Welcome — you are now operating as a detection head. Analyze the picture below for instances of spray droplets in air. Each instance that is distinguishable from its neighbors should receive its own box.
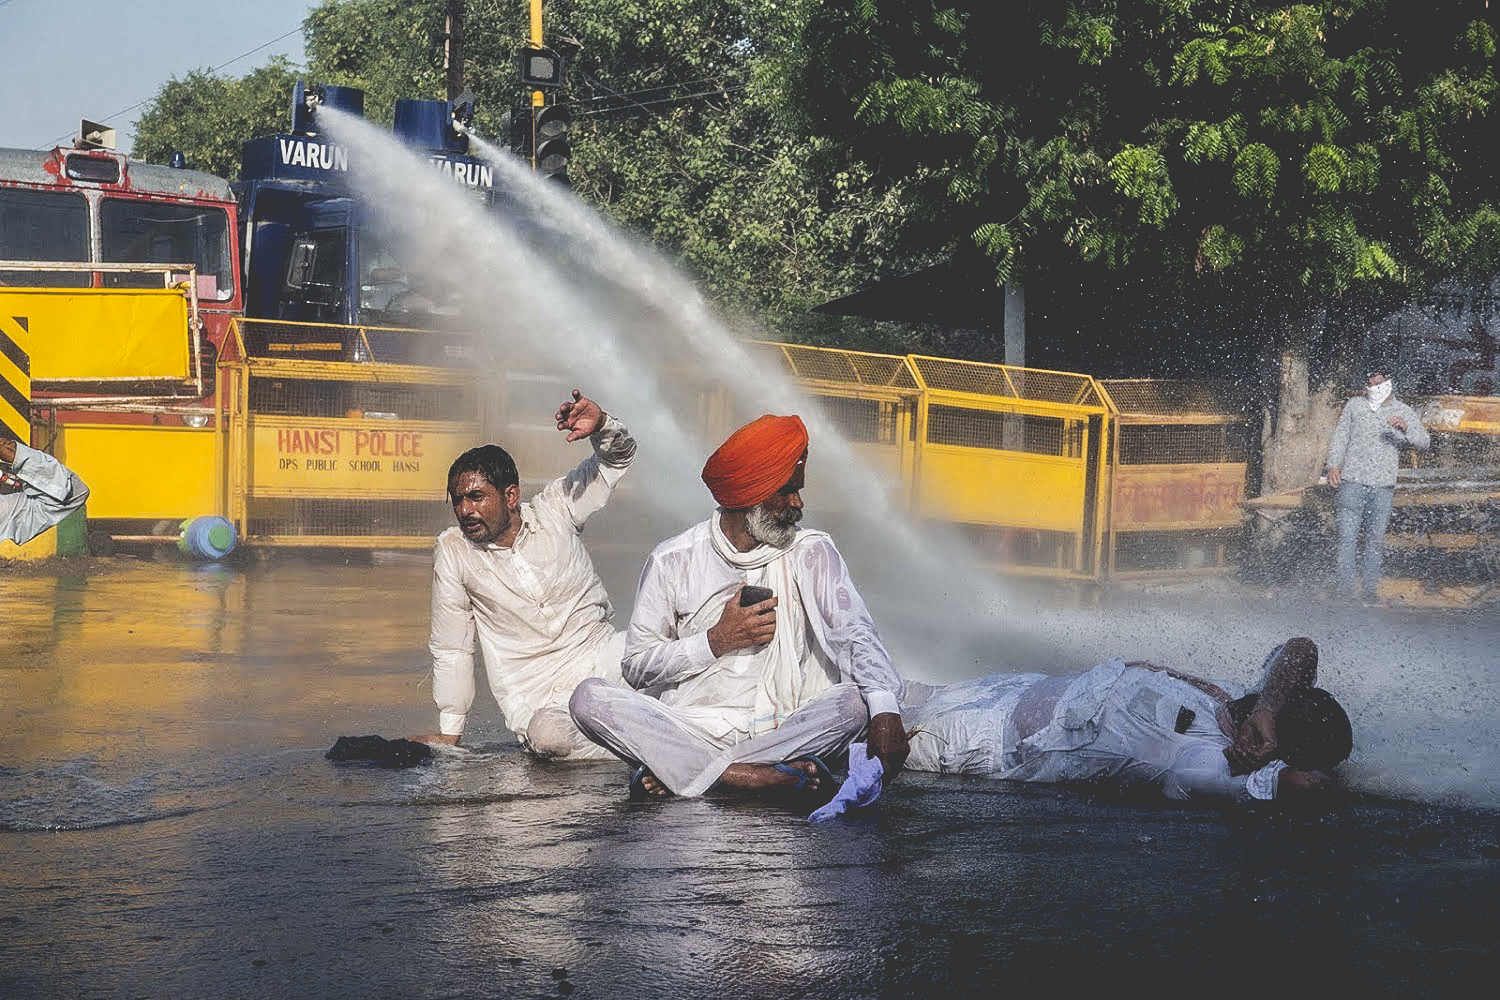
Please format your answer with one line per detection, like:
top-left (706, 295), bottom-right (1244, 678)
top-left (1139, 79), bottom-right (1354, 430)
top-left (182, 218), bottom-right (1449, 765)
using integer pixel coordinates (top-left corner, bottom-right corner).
top-left (323, 108), bottom-right (1014, 677)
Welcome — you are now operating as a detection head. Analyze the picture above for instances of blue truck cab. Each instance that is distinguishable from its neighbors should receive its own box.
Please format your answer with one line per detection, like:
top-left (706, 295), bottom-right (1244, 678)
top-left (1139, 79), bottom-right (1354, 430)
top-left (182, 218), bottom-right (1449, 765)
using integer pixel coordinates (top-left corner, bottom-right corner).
top-left (236, 82), bottom-right (494, 333)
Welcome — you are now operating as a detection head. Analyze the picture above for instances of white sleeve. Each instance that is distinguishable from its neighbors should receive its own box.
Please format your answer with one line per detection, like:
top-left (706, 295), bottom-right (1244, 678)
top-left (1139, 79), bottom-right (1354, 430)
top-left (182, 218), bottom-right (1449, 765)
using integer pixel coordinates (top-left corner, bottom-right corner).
top-left (528, 414), bottom-right (636, 531)
top-left (621, 547), bottom-right (718, 690)
top-left (428, 539), bottom-right (477, 736)
top-left (797, 535), bottom-right (904, 717)
top-left (0, 443), bottom-right (89, 545)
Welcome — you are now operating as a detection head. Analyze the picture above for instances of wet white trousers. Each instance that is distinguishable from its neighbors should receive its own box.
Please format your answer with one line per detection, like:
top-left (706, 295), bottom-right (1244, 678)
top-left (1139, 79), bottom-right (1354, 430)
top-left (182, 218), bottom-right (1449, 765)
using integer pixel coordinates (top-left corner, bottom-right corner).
top-left (568, 679), bottom-right (869, 796)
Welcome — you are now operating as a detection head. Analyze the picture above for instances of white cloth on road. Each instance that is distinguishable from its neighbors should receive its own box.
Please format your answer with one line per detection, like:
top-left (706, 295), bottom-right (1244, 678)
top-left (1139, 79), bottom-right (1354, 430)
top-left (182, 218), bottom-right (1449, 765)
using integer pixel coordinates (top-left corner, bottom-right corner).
top-left (809, 742), bottom-right (884, 823)
top-left (569, 678), bottom-right (869, 796)
top-left (429, 415), bottom-right (633, 758)
top-left (1, 442), bottom-right (89, 545)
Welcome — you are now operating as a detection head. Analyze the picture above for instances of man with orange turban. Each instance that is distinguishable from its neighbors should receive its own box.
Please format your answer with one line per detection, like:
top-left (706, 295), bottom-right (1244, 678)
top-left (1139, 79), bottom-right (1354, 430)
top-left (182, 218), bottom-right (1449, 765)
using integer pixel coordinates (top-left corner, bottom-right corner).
top-left (570, 414), bottom-right (909, 800)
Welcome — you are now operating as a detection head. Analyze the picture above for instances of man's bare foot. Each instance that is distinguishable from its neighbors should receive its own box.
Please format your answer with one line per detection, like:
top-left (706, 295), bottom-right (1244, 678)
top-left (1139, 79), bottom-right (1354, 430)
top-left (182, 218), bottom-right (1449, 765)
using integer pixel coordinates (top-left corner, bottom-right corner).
top-left (716, 760), bottom-right (826, 797)
top-left (630, 766), bottom-right (673, 799)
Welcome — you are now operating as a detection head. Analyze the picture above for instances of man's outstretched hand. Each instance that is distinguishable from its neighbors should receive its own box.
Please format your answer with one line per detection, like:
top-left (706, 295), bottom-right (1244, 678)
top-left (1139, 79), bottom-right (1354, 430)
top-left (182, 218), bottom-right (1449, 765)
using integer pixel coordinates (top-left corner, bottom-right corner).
top-left (866, 712), bottom-right (910, 786)
top-left (408, 733), bottom-right (461, 746)
top-left (556, 389), bottom-right (605, 442)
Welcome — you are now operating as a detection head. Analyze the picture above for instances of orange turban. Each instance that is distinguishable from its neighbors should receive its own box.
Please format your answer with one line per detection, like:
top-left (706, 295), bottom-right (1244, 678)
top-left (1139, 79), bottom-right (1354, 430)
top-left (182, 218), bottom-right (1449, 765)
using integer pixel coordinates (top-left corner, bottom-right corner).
top-left (701, 414), bottom-right (808, 509)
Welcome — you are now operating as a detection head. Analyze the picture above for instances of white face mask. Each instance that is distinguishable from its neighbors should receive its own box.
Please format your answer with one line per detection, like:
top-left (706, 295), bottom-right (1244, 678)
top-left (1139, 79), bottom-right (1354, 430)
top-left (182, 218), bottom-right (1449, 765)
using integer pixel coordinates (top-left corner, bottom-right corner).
top-left (1367, 379), bottom-right (1393, 410)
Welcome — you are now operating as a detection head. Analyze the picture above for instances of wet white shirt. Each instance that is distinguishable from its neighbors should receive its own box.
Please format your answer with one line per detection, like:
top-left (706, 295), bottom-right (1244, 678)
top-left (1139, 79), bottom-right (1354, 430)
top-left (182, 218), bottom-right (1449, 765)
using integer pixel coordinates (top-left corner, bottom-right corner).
top-left (905, 661), bottom-right (1284, 803)
top-left (1, 442), bottom-right (89, 545)
top-left (429, 416), bottom-right (634, 740)
top-left (623, 518), bottom-right (904, 742)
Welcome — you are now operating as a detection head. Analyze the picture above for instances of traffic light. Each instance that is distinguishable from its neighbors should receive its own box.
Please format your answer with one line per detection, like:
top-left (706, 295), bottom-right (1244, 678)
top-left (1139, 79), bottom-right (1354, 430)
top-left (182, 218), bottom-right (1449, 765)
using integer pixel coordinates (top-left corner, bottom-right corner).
top-left (533, 103), bottom-right (571, 186)
top-left (507, 103), bottom-right (533, 160)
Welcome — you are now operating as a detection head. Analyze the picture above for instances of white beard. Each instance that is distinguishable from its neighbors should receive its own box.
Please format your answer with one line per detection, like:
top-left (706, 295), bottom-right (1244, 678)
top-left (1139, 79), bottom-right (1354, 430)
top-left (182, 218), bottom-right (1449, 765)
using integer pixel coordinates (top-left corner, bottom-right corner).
top-left (746, 503), bottom-right (799, 549)
top-left (1367, 380), bottom-right (1393, 411)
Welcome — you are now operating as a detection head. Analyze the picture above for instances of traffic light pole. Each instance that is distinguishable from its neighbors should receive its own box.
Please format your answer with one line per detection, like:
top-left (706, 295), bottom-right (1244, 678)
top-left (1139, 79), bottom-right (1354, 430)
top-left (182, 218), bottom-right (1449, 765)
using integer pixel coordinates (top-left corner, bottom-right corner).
top-left (530, 0), bottom-right (545, 169)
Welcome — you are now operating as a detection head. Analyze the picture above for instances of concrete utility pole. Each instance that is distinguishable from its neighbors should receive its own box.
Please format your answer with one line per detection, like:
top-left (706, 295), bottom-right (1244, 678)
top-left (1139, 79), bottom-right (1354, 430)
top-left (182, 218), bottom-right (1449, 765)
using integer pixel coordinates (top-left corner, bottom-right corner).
top-left (444, 0), bottom-right (465, 101)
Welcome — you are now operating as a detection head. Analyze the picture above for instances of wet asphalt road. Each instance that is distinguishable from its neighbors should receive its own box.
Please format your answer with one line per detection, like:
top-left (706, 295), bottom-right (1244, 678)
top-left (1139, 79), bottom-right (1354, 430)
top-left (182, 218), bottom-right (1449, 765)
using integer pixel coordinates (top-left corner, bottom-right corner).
top-left (3, 557), bottom-right (1498, 999)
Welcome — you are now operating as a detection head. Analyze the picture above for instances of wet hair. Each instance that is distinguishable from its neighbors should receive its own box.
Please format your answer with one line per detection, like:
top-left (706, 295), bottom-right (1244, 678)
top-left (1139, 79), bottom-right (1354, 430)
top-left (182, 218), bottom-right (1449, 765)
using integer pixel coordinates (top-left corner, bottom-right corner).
top-left (447, 445), bottom-right (518, 497)
top-left (1228, 688), bottom-right (1353, 772)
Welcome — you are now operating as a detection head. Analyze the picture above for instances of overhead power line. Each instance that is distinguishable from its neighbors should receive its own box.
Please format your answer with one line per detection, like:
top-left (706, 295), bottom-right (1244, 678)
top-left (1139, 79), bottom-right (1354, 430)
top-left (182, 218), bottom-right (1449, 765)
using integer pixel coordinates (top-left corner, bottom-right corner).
top-left (36, 25), bottom-right (304, 150)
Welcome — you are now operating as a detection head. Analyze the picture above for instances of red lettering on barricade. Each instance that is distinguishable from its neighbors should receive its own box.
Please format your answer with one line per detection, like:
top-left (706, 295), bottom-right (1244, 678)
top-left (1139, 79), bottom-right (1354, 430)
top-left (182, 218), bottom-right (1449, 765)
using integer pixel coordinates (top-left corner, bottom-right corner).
top-left (1114, 468), bottom-right (1245, 527)
top-left (277, 428), bottom-right (340, 454)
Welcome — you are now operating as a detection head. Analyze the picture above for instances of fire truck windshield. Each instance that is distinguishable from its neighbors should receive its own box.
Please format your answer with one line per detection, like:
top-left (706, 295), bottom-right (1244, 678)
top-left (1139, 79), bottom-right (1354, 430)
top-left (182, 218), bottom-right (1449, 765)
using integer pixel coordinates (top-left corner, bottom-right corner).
top-left (100, 198), bottom-right (233, 300)
top-left (0, 187), bottom-right (90, 286)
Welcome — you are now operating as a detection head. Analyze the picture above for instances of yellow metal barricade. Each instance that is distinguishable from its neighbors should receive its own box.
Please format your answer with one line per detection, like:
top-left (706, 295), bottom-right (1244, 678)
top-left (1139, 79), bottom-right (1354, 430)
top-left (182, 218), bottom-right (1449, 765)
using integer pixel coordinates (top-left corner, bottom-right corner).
top-left (220, 319), bottom-right (485, 548)
top-left (1097, 379), bottom-right (1248, 576)
top-left (752, 342), bottom-right (921, 516)
top-left (758, 341), bottom-right (1112, 580)
top-left (907, 358), bottom-right (1111, 578)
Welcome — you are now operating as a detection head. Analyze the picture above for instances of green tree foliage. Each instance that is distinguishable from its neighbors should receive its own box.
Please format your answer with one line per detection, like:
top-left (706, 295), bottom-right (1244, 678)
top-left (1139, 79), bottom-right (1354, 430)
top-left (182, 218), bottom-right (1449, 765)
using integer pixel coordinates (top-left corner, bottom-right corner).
top-left (556, 0), bottom-right (928, 343)
top-left (131, 59), bottom-right (302, 177)
top-left (798, 0), bottom-right (1500, 311)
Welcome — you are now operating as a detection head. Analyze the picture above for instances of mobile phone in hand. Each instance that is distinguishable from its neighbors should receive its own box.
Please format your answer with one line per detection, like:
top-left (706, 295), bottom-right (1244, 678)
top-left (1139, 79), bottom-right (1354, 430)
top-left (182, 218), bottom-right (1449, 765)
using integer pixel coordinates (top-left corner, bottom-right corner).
top-left (739, 584), bottom-right (774, 607)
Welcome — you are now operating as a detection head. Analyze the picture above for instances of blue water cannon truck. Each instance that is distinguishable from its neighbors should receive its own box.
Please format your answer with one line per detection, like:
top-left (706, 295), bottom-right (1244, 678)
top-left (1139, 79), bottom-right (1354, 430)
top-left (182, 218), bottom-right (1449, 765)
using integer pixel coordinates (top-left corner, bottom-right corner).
top-left (236, 81), bottom-right (497, 332)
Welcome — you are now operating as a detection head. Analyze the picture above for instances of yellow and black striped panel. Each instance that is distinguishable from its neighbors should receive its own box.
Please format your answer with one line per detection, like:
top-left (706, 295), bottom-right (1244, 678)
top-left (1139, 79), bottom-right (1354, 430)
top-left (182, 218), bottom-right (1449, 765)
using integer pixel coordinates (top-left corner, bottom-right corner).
top-left (0, 314), bottom-right (32, 445)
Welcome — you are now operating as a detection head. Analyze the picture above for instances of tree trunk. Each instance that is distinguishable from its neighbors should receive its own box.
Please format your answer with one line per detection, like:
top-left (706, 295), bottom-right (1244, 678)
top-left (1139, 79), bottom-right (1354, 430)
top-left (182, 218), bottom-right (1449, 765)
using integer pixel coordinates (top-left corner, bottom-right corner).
top-left (1259, 301), bottom-right (1340, 496)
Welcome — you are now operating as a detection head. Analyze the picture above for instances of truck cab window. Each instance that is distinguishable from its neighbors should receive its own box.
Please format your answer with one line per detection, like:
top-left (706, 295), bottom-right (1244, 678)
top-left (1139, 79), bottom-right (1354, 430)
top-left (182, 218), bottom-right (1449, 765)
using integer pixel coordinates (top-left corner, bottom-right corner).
top-left (100, 199), bottom-right (233, 300)
top-left (0, 188), bottom-right (89, 287)
top-left (281, 229), bottom-right (348, 313)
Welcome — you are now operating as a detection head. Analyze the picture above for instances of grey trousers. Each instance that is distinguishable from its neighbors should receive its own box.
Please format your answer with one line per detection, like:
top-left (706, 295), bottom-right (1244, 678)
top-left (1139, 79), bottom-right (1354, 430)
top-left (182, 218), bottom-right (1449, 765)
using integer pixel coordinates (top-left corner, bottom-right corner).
top-left (569, 679), bottom-right (869, 796)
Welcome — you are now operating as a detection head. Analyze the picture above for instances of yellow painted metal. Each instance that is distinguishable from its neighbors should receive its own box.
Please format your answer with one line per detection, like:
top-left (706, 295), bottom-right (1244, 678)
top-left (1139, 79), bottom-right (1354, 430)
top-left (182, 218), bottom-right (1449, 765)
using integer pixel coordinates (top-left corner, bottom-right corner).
top-left (1421, 395), bottom-right (1500, 436)
top-left (0, 288), bottom-right (191, 382)
top-left (1097, 378), bottom-right (1249, 576)
top-left (0, 530), bottom-right (56, 560)
top-left (0, 316), bottom-right (30, 445)
top-left (748, 342), bottom-right (1113, 578)
top-left (54, 424), bottom-right (218, 520)
top-left (220, 318), bottom-right (486, 547)
top-left (918, 445), bottom-right (1090, 532)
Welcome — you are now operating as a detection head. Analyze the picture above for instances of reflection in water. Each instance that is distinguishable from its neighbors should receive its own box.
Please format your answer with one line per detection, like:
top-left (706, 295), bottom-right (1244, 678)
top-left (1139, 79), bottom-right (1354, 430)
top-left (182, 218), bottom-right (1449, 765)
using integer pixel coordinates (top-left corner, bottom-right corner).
top-left (2, 562), bottom-right (1498, 999)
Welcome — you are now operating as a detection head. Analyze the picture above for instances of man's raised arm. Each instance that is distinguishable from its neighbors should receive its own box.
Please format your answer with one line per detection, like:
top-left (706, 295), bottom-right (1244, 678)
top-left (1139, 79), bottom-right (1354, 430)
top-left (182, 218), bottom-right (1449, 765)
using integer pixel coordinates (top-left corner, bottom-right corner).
top-left (532, 389), bottom-right (636, 529)
top-left (1225, 637), bottom-right (1319, 773)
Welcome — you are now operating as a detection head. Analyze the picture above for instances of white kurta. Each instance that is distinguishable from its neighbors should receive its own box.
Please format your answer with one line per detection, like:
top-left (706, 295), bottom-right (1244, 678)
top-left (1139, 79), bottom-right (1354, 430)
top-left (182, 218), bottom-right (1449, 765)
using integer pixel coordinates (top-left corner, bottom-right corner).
top-left (623, 516), bottom-right (905, 740)
top-left (428, 416), bottom-right (633, 753)
top-left (903, 661), bottom-right (1285, 803)
top-left (0, 442), bottom-right (89, 545)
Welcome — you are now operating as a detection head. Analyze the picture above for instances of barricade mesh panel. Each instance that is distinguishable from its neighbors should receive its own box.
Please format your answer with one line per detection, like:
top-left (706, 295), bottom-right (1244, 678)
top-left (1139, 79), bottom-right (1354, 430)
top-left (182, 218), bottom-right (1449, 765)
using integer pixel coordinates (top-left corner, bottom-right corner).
top-left (951, 523), bottom-right (1078, 570)
top-left (926, 404), bottom-right (1079, 456)
top-left (247, 498), bottom-right (451, 539)
top-left (237, 319), bottom-right (481, 368)
top-left (754, 341), bottom-right (919, 388)
top-left (817, 394), bottom-right (903, 444)
top-left (1118, 422), bottom-right (1248, 465)
top-left (1100, 378), bottom-right (1243, 416)
top-left (248, 375), bottom-right (476, 421)
top-left (1112, 529), bottom-right (1239, 572)
top-left (912, 357), bottom-right (1103, 407)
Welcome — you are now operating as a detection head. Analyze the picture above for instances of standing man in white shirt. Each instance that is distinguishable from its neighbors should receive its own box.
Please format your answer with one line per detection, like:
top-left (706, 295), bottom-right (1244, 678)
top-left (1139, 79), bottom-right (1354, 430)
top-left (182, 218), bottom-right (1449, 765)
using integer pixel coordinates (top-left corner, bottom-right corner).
top-left (415, 389), bottom-right (635, 759)
top-left (569, 413), bottom-right (910, 799)
top-left (1, 436), bottom-right (89, 545)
